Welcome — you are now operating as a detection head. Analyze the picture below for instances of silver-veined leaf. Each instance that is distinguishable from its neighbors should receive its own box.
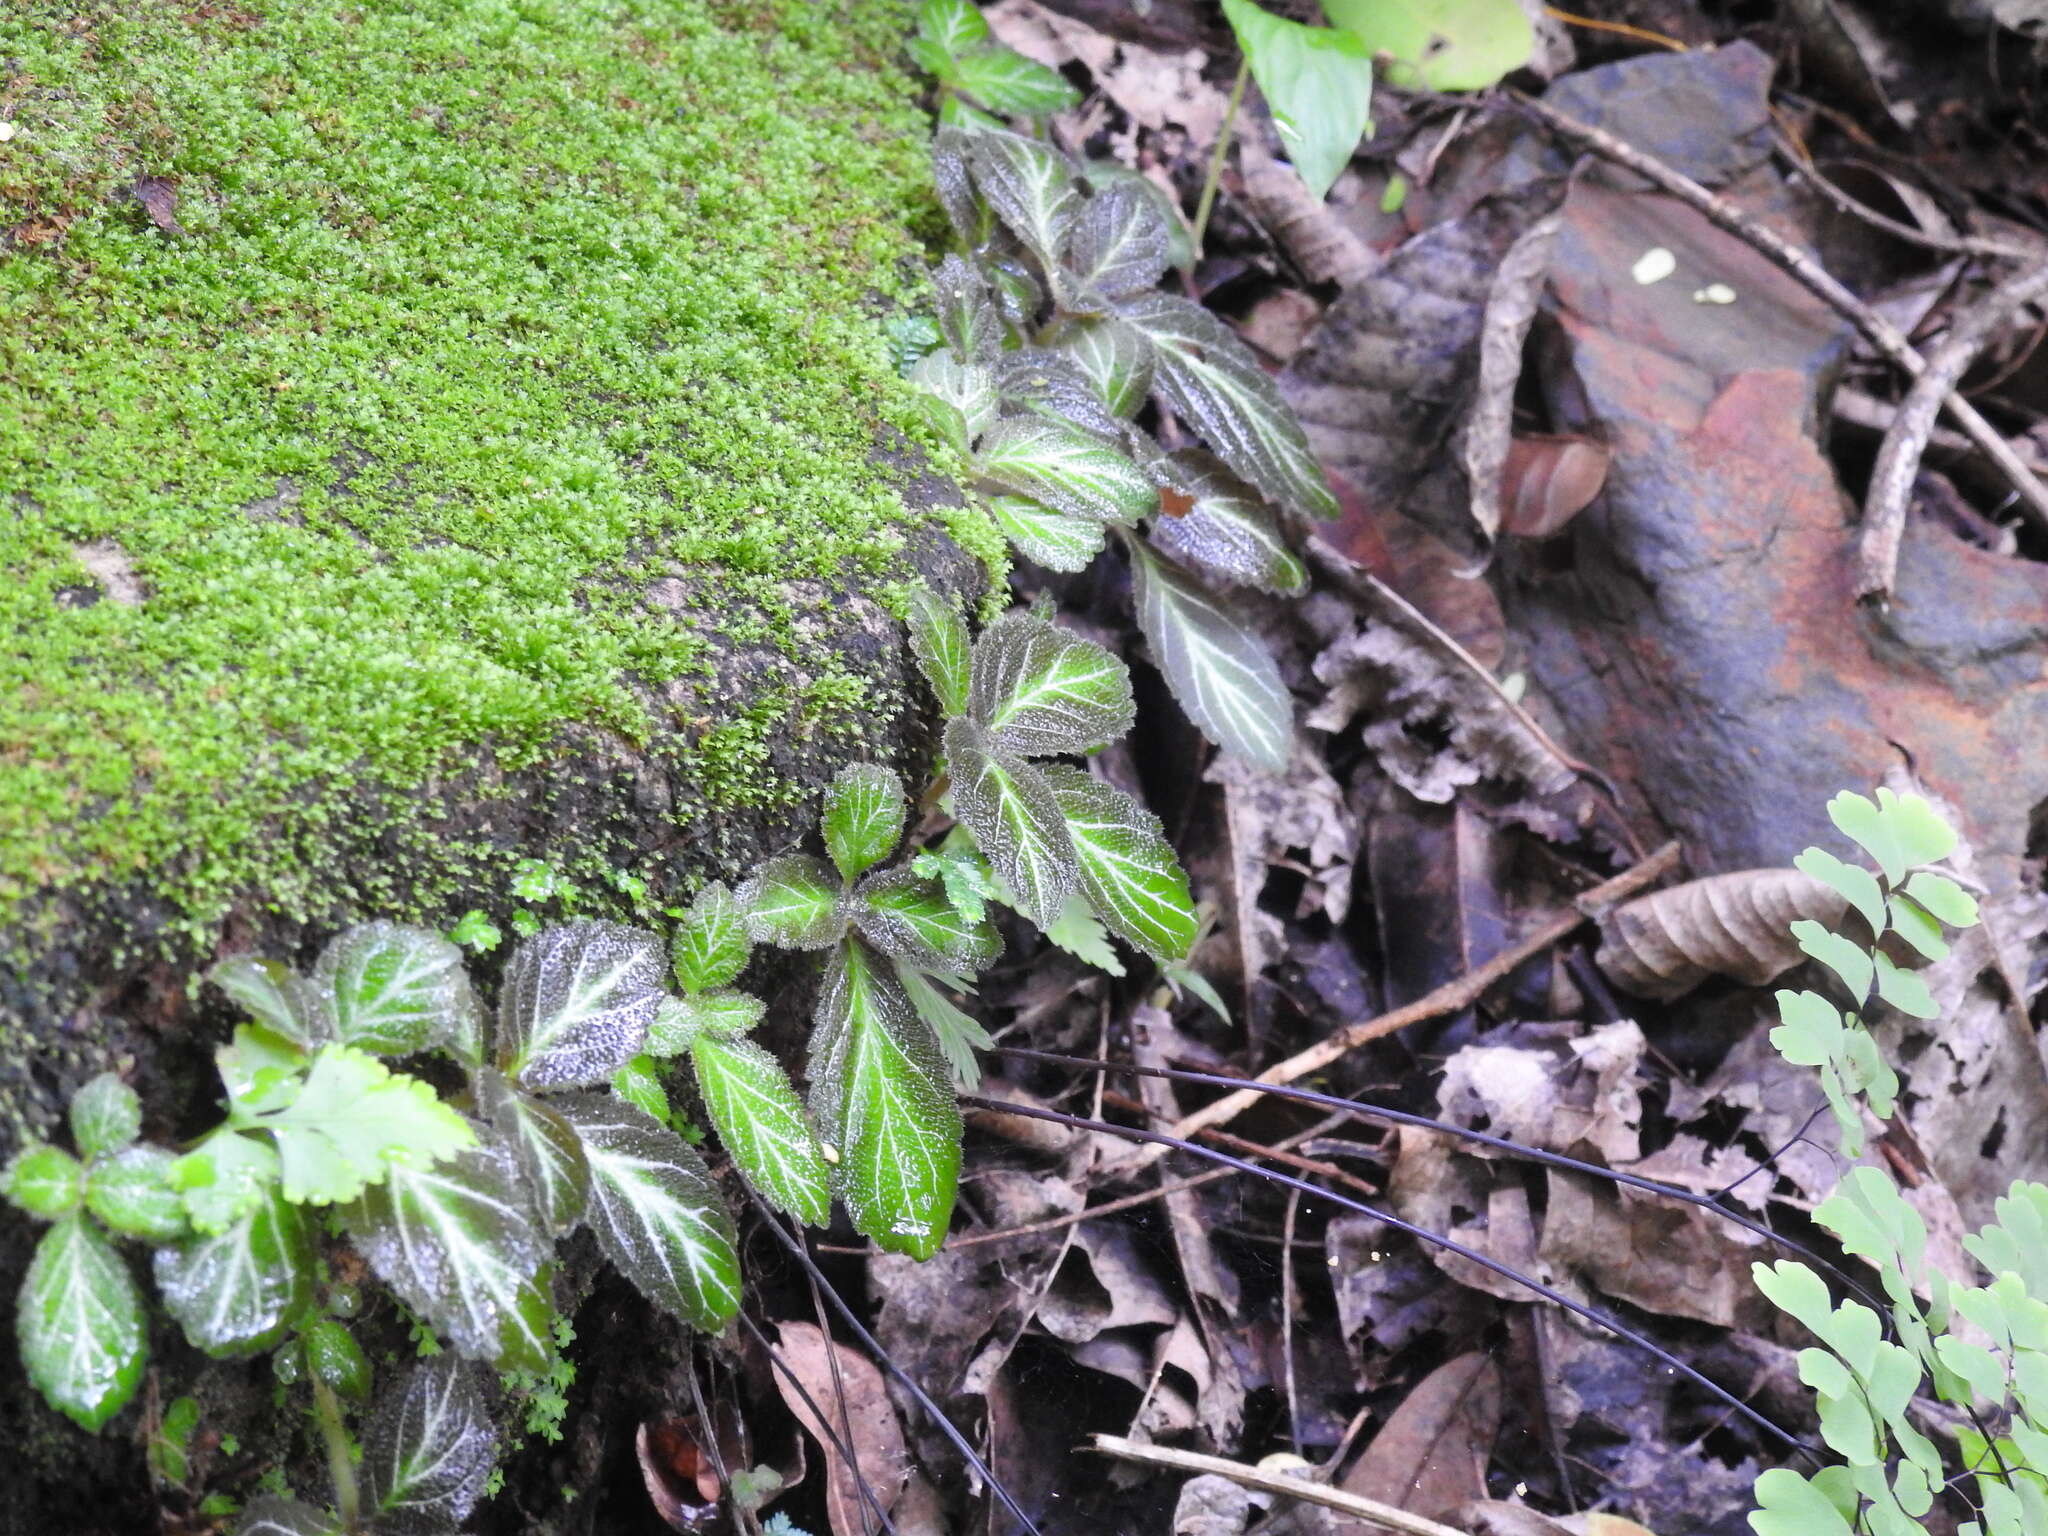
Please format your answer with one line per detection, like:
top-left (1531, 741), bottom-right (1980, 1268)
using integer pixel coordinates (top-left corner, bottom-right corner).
top-left (896, 964), bottom-right (993, 1088)
top-left (852, 867), bottom-right (1002, 972)
top-left (154, 1185), bottom-right (312, 1357)
top-left (986, 250), bottom-right (1046, 328)
top-left (232, 1499), bottom-right (342, 1536)
top-left (208, 956), bottom-right (323, 1048)
top-left (86, 1145), bottom-right (188, 1242)
top-left (1117, 289), bottom-right (1338, 519)
top-left (907, 585), bottom-right (972, 718)
top-left (1053, 316), bottom-right (1155, 417)
top-left (807, 939), bottom-right (961, 1260)
top-left (932, 252), bottom-right (1003, 365)
top-left (1131, 542), bottom-right (1293, 770)
top-left (68, 1073), bottom-right (141, 1160)
top-left (19, 1213), bottom-right (147, 1430)
top-left (918, 0), bottom-right (989, 53)
top-left (994, 349), bottom-right (1126, 442)
top-left (930, 128), bottom-right (991, 249)
top-left (251, 1045), bottom-right (476, 1207)
top-left (977, 416), bottom-right (1154, 525)
top-left (822, 762), bottom-right (908, 882)
top-left (738, 855), bottom-right (845, 950)
top-left (962, 127), bottom-right (1081, 273)
top-left (5, 1143), bottom-right (81, 1218)
top-left (341, 1129), bottom-right (553, 1373)
top-left (477, 1069), bottom-right (589, 1236)
top-left (497, 921), bottom-right (665, 1090)
top-left (1220, 0), bottom-right (1375, 200)
top-left (1040, 764), bottom-right (1198, 962)
top-left (942, 717), bottom-right (1077, 929)
top-left (1065, 180), bottom-right (1171, 303)
top-left (311, 922), bottom-right (471, 1058)
top-left (1150, 452), bottom-right (1307, 594)
top-left (910, 352), bottom-right (997, 447)
top-left (555, 1095), bottom-right (742, 1332)
top-left (968, 612), bottom-right (1134, 757)
top-left (671, 881), bottom-right (750, 995)
top-left (648, 990), bottom-right (765, 1056)
top-left (690, 1034), bottom-right (832, 1227)
top-left (612, 1053), bottom-right (671, 1124)
top-left (987, 492), bottom-right (1107, 572)
top-left (363, 1357), bottom-right (497, 1535)
top-left (954, 44), bottom-right (1082, 117)
top-left (1083, 158), bottom-right (1194, 269)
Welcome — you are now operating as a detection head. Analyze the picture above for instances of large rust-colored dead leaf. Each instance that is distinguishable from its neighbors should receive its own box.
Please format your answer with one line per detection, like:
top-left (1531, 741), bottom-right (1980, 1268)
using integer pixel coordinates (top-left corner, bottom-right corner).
top-left (771, 1322), bottom-right (909, 1536)
top-left (1538, 1169), bottom-right (1769, 1329)
top-left (1594, 867), bottom-right (1844, 999)
top-left (1334, 1352), bottom-right (1502, 1525)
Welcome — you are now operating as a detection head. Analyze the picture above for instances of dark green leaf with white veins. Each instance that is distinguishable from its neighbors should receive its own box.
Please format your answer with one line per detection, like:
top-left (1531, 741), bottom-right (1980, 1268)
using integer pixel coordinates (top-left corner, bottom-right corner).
top-left (1053, 317), bottom-right (1155, 418)
top-left (930, 128), bottom-right (991, 249)
top-left (853, 867), bottom-right (1002, 972)
top-left (1117, 289), bottom-right (1338, 519)
top-left (968, 612), bottom-right (1135, 757)
top-left (943, 717), bottom-right (1078, 929)
top-left (807, 939), bottom-right (962, 1260)
top-left (153, 1185), bottom-right (312, 1357)
top-left (86, 1145), bottom-right (188, 1242)
top-left (477, 1068), bottom-right (589, 1236)
top-left (962, 128), bottom-right (1082, 274)
top-left (690, 1033), bottom-right (832, 1227)
top-left (498, 921), bottom-right (665, 1090)
top-left (555, 1095), bottom-right (742, 1332)
top-left (987, 492), bottom-right (1107, 573)
top-left (19, 1213), bottom-right (148, 1430)
top-left (994, 349), bottom-right (1126, 443)
top-left (932, 253), bottom-right (1002, 365)
top-left (738, 855), bottom-right (845, 950)
top-left (1064, 180), bottom-right (1172, 303)
top-left (1040, 765), bottom-right (1198, 962)
top-left (823, 762), bottom-right (908, 882)
top-left (363, 1357), bottom-right (497, 1536)
top-left (954, 44), bottom-right (1082, 117)
top-left (907, 585), bottom-right (972, 718)
top-left (232, 1499), bottom-right (341, 1536)
top-left (69, 1073), bottom-right (141, 1160)
top-left (1132, 542), bottom-right (1293, 770)
top-left (671, 881), bottom-right (750, 995)
top-left (342, 1129), bottom-right (554, 1372)
top-left (648, 990), bottom-right (765, 1055)
top-left (978, 417), bottom-right (1155, 526)
top-left (209, 955), bottom-right (323, 1048)
top-left (910, 352), bottom-right (997, 446)
top-left (311, 921), bottom-right (471, 1058)
top-left (918, 0), bottom-right (989, 54)
top-left (1149, 452), bottom-right (1307, 594)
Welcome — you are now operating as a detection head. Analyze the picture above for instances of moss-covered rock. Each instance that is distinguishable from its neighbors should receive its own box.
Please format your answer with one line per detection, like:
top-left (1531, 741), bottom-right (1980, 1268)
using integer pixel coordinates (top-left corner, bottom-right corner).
top-left (0, 0), bottom-right (987, 1523)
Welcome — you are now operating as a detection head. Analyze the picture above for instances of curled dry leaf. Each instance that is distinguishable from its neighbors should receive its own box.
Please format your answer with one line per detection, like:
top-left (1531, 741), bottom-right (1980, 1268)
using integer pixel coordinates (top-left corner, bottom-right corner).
top-left (1332, 1351), bottom-right (1502, 1528)
top-left (1594, 867), bottom-right (1844, 1000)
top-left (1454, 212), bottom-right (1561, 554)
top-left (1498, 434), bottom-right (1611, 539)
top-left (771, 1321), bottom-right (909, 1536)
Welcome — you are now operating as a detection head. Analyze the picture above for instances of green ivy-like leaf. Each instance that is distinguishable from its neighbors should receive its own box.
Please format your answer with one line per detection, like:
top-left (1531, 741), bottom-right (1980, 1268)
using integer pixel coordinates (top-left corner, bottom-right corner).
top-left (932, 253), bottom-right (1002, 365)
top-left (5, 1143), bottom-right (83, 1219)
top-left (68, 1074), bottom-right (141, 1161)
top-left (853, 867), bottom-right (1002, 972)
top-left (153, 1185), bottom-right (313, 1357)
top-left (363, 1357), bottom-right (498, 1535)
top-left (1222, 0), bottom-right (1375, 200)
top-left (168, 1127), bottom-right (280, 1235)
top-left (1149, 452), bottom-right (1308, 595)
top-left (18, 1213), bottom-right (147, 1431)
top-left (1117, 289), bottom-right (1337, 520)
top-left (807, 940), bottom-right (962, 1260)
top-left (497, 922), bottom-right (665, 1090)
top-left (214, 1022), bottom-right (307, 1116)
top-left (1825, 788), bottom-right (1957, 887)
top-left (962, 127), bottom-right (1081, 273)
top-left (968, 612), bottom-right (1135, 757)
top-left (1130, 542), bottom-right (1293, 770)
top-left (896, 964), bottom-right (993, 1088)
top-left (648, 990), bottom-right (766, 1055)
top-left (311, 922), bottom-right (471, 1058)
top-left (671, 882), bottom-right (751, 995)
top-left (208, 956), bottom-right (322, 1048)
top-left (977, 416), bottom-right (1155, 525)
top-left (86, 1145), bottom-right (188, 1242)
top-left (738, 855), bottom-right (845, 950)
top-left (822, 763), bottom-right (908, 883)
top-left (987, 492), bottom-right (1108, 572)
top-left (555, 1095), bottom-right (742, 1332)
top-left (1040, 764), bottom-right (1198, 962)
top-left (1053, 316), bottom-right (1155, 418)
top-left (1064, 179), bottom-right (1172, 303)
top-left (944, 717), bottom-right (1079, 929)
top-left (954, 44), bottom-right (1082, 117)
top-left (477, 1069), bottom-right (589, 1236)
top-left (918, 0), bottom-right (989, 54)
top-left (690, 1034), bottom-right (832, 1226)
top-left (231, 1498), bottom-right (342, 1536)
top-left (246, 1045), bottom-right (476, 1207)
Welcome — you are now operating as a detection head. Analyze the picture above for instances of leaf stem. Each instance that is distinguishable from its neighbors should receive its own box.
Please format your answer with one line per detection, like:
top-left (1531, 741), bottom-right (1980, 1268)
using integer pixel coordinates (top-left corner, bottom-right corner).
top-left (311, 1372), bottom-right (359, 1530)
top-left (1191, 58), bottom-right (1250, 258)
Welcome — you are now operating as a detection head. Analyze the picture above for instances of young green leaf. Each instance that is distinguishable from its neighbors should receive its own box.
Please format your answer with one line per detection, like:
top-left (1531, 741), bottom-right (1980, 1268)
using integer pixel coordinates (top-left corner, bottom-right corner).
top-left (1794, 847), bottom-right (1887, 937)
top-left (944, 717), bottom-right (1080, 929)
top-left (1825, 788), bottom-right (1957, 887)
top-left (739, 855), bottom-right (846, 950)
top-left (953, 44), bottom-right (1082, 117)
top-left (1064, 179), bottom-right (1172, 303)
top-left (232, 1498), bottom-right (342, 1536)
top-left (976, 416), bottom-right (1156, 525)
top-left (1320, 0), bottom-right (1533, 91)
top-left (911, 842), bottom-right (1003, 924)
top-left (311, 922), bottom-right (471, 1058)
top-left (363, 1357), bottom-right (497, 1535)
top-left (1116, 290), bottom-right (1337, 520)
top-left (1903, 870), bottom-right (1979, 929)
top-left (1790, 919), bottom-right (1874, 1004)
top-left (987, 492), bottom-right (1108, 572)
top-left (1886, 893), bottom-right (1949, 962)
top-left (1053, 316), bottom-right (1155, 417)
top-left (214, 1021), bottom-right (307, 1115)
top-left (1873, 951), bottom-right (1939, 1020)
top-left (477, 1069), bottom-right (590, 1236)
top-left (807, 940), bottom-right (962, 1259)
top-left (303, 1318), bottom-right (372, 1401)
top-left (5, 1143), bottom-right (83, 1219)
top-left (648, 990), bottom-right (767, 1055)
top-left (918, 0), bottom-right (990, 54)
top-left (896, 964), bottom-right (994, 1088)
top-left (906, 585), bottom-right (973, 719)
top-left (690, 1033), bottom-right (832, 1226)
top-left (671, 882), bottom-right (751, 995)
top-left (854, 867), bottom-right (1002, 972)
top-left (910, 352), bottom-right (998, 447)
top-left (1130, 542), bottom-right (1293, 770)
top-left (555, 1094), bottom-right (742, 1332)
top-left (208, 956), bottom-right (323, 1048)
top-left (168, 1128), bottom-right (279, 1235)
top-left (1149, 452), bottom-right (1308, 595)
top-left (1221, 0), bottom-right (1375, 200)
top-left (822, 763), bottom-right (908, 882)
top-left (932, 253), bottom-right (1003, 365)
top-left (1044, 891), bottom-right (1127, 976)
top-left (1040, 764), bottom-right (1198, 962)
top-left (612, 1054), bottom-right (671, 1124)
top-left (248, 1045), bottom-right (476, 1206)
top-left (968, 612), bottom-right (1135, 757)
top-left (498, 921), bottom-right (665, 1090)
top-left (153, 1186), bottom-right (313, 1357)
top-left (342, 1131), bottom-right (554, 1372)
top-left (68, 1073), bottom-right (142, 1160)
top-left (86, 1146), bottom-right (188, 1242)
top-left (18, 1213), bottom-right (147, 1430)
top-left (961, 127), bottom-right (1081, 273)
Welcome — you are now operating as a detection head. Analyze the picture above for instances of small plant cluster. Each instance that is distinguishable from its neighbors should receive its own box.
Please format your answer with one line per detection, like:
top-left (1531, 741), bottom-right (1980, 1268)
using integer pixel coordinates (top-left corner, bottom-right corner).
top-left (1750, 789), bottom-right (2048, 1536)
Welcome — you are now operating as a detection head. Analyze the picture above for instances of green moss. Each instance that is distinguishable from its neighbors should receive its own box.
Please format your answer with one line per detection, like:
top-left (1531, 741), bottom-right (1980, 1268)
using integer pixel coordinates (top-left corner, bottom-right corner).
top-left (0, 0), bottom-right (964, 934)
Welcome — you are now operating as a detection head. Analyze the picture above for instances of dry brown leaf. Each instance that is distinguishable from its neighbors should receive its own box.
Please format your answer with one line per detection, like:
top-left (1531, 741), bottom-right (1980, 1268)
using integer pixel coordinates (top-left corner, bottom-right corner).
top-left (1240, 131), bottom-right (1376, 289)
top-left (1594, 867), bottom-right (1845, 1000)
top-left (1498, 436), bottom-right (1611, 539)
top-left (1456, 1506), bottom-right (1660, 1536)
top-left (1455, 212), bottom-right (1561, 553)
top-left (771, 1322), bottom-right (910, 1536)
top-left (1334, 1352), bottom-right (1502, 1526)
top-left (1174, 1473), bottom-right (1257, 1536)
top-left (1367, 792), bottom-right (1513, 1009)
top-left (1538, 1169), bottom-right (1769, 1329)
top-left (1436, 1020), bottom-right (1647, 1165)
top-left (1386, 1128), bottom-right (1529, 1302)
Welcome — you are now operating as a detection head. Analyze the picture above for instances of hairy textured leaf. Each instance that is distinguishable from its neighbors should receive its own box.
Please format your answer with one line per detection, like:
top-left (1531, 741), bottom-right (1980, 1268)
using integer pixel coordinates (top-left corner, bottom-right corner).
top-left (671, 882), bottom-right (751, 995)
top-left (944, 717), bottom-right (1079, 929)
top-left (19, 1214), bottom-right (147, 1430)
top-left (168, 1127), bottom-right (279, 1235)
top-left (918, 0), bottom-right (989, 53)
top-left (977, 415), bottom-right (1155, 525)
top-left (1596, 869), bottom-right (1846, 1000)
top-left (1149, 452), bottom-right (1308, 594)
top-left (1040, 765), bottom-right (1198, 962)
top-left (232, 1499), bottom-right (342, 1536)
top-left (823, 762), bottom-right (908, 882)
top-left (342, 1130), bottom-right (553, 1372)
top-left (69, 1073), bottom-right (141, 1160)
top-left (647, 990), bottom-right (766, 1055)
top-left (312, 922), bottom-right (470, 1058)
top-left (853, 867), bottom-right (1002, 972)
top-left (1053, 316), bottom-right (1155, 417)
top-left (932, 253), bottom-right (1002, 365)
top-left (612, 1054), bottom-right (670, 1125)
top-left (963, 128), bottom-right (1081, 273)
top-left (498, 922), bottom-right (665, 1090)
top-left (154, 1186), bottom-right (312, 1357)
top-left (556, 1095), bottom-right (742, 1332)
top-left (6, 1143), bottom-right (82, 1219)
top-left (995, 347), bottom-right (1127, 442)
top-left (1131, 542), bottom-right (1294, 769)
top-left (302, 1317), bottom-right (370, 1400)
top-left (1222, 0), bottom-right (1375, 200)
top-left (250, 1046), bottom-right (475, 1207)
top-left (910, 352), bottom-right (997, 447)
top-left (86, 1146), bottom-right (188, 1242)
top-left (363, 1357), bottom-right (497, 1535)
top-left (907, 585), bottom-right (972, 718)
top-left (738, 854), bottom-right (845, 950)
top-left (209, 956), bottom-right (323, 1047)
top-left (954, 44), bottom-right (1082, 116)
top-left (690, 1033), bottom-right (832, 1227)
top-left (968, 611), bottom-right (1135, 756)
top-left (807, 940), bottom-right (962, 1260)
top-left (1118, 289), bottom-right (1337, 519)
top-left (987, 492), bottom-right (1107, 572)
top-left (1084, 158), bottom-right (1195, 269)
top-left (478, 1069), bottom-right (589, 1236)
top-left (897, 964), bottom-right (994, 1088)
top-left (911, 842), bottom-right (1003, 925)
top-left (930, 128), bottom-right (991, 249)
top-left (1065, 180), bottom-right (1172, 302)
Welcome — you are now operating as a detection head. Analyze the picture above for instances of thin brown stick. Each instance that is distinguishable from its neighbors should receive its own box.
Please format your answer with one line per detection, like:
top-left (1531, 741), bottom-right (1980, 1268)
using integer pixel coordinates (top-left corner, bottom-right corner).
top-left (1089, 1435), bottom-right (1471, 1536)
top-left (1511, 89), bottom-right (2048, 534)
top-left (1100, 1087), bottom-right (1384, 1201)
top-left (1281, 1184), bottom-right (1305, 1460)
top-left (1858, 259), bottom-right (2048, 596)
top-left (1772, 139), bottom-right (2038, 262)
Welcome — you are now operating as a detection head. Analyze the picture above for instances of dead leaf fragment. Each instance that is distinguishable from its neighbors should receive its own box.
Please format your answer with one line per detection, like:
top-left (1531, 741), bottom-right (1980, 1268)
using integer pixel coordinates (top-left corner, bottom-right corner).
top-left (131, 176), bottom-right (184, 235)
top-left (1334, 1352), bottom-right (1502, 1527)
top-left (1499, 436), bottom-right (1610, 539)
top-left (771, 1323), bottom-right (909, 1536)
top-left (1595, 868), bottom-right (1844, 999)
top-left (1456, 212), bottom-right (1561, 551)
